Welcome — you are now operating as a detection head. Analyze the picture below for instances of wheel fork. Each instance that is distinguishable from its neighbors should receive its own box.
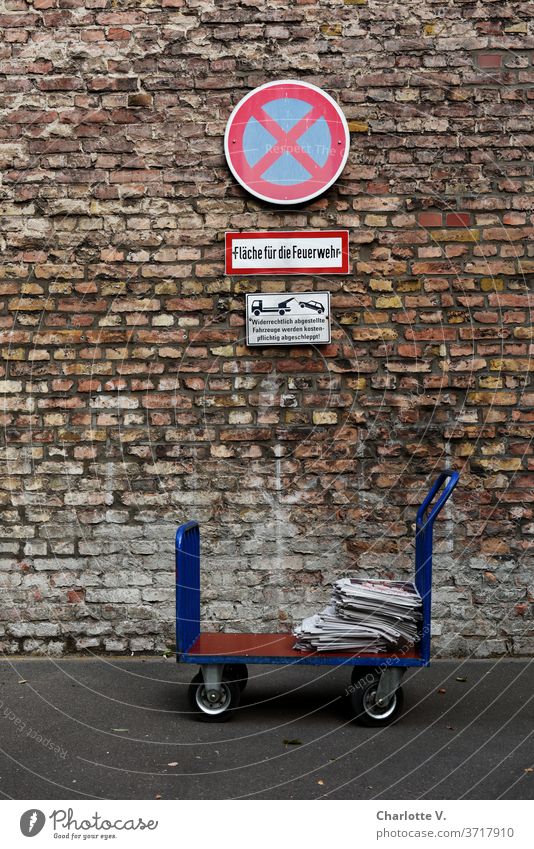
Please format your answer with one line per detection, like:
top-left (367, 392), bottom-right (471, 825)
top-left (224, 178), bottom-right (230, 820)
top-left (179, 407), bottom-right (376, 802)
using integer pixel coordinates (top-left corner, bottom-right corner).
top-left (201, 664), bottom-right (224, 703)
top-left (375, 667), bottom-right (405, 706)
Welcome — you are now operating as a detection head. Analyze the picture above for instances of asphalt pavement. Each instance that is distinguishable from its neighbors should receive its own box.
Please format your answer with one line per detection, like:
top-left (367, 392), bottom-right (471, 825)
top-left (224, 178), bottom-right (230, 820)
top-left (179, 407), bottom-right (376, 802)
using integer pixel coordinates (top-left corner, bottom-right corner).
top-left (0, 657), bottom-right (532, 800)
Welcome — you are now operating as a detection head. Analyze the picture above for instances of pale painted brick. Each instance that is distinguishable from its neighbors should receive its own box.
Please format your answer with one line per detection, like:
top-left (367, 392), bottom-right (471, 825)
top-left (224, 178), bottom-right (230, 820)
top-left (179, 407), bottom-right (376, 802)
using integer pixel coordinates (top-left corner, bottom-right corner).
top-left (85, 589), bottom-right (141, 604)
top-left (10, 623), bottom-right (60, 638)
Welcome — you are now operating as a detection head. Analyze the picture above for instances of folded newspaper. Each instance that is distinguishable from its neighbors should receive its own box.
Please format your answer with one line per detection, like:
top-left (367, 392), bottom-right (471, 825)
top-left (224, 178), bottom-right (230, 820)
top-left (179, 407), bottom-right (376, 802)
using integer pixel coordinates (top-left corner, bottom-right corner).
top-left (293, 578), bottom-right (422, 652)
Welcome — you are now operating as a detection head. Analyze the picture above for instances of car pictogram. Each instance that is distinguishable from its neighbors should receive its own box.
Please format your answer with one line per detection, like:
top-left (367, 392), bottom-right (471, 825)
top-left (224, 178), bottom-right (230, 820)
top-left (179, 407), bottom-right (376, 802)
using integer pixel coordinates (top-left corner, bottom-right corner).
top-left (298, 300), bottom-right (325, 314)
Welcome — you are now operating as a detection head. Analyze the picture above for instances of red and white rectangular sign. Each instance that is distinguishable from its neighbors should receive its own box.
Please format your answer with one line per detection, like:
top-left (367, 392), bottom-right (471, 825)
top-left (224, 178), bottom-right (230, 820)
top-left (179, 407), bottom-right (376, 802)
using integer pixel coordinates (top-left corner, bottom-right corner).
top-left (225, 230), bottom-right (349, 275)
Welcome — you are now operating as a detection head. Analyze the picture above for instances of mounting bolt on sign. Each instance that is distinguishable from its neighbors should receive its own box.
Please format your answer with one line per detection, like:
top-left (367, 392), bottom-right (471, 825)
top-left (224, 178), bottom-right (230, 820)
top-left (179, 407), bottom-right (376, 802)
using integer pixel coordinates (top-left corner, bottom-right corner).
top-left (224, 80), bottom-right (350, 204)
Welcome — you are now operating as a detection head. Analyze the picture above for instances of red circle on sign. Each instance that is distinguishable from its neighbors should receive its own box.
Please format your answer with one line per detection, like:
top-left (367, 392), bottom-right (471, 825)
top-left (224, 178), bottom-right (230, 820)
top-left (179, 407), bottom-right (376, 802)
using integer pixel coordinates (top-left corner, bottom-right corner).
top-left (224, 80), bottom-right (350, 205)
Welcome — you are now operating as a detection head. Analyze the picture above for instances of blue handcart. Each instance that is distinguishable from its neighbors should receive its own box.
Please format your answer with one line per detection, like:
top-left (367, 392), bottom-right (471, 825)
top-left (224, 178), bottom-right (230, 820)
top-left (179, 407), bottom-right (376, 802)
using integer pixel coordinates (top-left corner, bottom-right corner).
top-left (176, 470), bottom-right (459, 725)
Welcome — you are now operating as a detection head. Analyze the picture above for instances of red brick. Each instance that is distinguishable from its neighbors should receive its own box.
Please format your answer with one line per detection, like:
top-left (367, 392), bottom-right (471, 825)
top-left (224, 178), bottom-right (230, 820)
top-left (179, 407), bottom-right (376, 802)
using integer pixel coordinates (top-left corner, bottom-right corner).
top-left (67, 590), bottom-right (85, 604)
top-left (107, 28), bottom-right (131, 40)
top-left (478, 53), bottom-right (502, 69)
top-left (404, 328), bottom-right (457, 341)
top-left (446, 212), bottom-right (471, 227)
top-left (418, 212), bottom-right (442, 227)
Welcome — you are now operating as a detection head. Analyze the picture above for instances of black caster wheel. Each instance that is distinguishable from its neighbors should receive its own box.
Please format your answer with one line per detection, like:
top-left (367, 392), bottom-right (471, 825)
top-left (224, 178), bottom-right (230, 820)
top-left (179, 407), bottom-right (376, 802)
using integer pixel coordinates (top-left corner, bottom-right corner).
top-left (188, 671), bottom-right (240, 722)
top-left (223, 664), bottom-right (248, 693)
top-left (348, 671), bottom-right (404, 727)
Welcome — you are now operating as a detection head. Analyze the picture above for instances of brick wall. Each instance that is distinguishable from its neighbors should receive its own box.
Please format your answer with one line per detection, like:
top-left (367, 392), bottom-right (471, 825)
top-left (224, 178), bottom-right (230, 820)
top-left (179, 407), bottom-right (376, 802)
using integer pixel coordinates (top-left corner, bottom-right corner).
top-left (0, 0), bottom-right (532, 657)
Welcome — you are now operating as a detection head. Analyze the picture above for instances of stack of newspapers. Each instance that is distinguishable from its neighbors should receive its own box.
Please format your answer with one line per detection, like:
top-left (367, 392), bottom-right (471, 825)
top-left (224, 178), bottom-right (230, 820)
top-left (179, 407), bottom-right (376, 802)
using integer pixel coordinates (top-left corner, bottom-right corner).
top-left (293, 578), bottom-right (422, 653)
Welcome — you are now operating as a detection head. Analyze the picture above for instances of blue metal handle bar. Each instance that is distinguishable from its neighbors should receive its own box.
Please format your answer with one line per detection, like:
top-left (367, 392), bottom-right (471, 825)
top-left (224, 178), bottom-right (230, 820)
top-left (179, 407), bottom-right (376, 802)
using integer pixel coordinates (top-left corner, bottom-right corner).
top-left (416, 470), bottom-right (460, 531)
top-left (175, 521), bottom-right (200, 655)
top-left (415, 470), bottom-right (459, 663)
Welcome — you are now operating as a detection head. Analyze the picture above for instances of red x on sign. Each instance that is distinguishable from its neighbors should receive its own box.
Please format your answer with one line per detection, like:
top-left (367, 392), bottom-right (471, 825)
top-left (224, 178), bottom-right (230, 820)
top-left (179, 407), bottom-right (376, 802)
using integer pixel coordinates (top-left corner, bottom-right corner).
top-left (224, 80), bottom-right (350, 205)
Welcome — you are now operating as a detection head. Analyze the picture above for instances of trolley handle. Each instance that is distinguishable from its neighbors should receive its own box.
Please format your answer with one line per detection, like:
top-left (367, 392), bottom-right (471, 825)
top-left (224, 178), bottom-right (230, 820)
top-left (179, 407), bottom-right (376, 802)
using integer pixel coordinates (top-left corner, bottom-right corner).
top-left (175, 520), bottom-right (201, 656)
top-left (416, 470), bottom-right (459, 530)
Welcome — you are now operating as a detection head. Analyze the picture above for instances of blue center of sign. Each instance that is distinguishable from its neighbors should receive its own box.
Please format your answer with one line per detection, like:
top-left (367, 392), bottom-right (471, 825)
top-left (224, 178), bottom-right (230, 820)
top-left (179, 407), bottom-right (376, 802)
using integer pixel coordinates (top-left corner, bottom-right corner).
top-left (242, 97), bottom-right (332, 185)
top-left (262, 97), bottom-right (311, 132)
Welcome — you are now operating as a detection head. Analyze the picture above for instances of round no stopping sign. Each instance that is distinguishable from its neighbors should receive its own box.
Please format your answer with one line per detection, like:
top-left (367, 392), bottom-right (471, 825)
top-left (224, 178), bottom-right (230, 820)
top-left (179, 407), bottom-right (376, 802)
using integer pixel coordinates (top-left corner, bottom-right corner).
top-left (224, 80), bottom-right (350, 205)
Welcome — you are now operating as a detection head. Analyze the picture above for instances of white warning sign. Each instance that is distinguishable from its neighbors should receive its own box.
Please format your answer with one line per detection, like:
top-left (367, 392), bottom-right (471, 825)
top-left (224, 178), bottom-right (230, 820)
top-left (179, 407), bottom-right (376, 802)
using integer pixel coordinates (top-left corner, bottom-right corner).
top-left (245, 292), bottom-right (331, 347)
top-left (226, 230), bottom-right (349, 275)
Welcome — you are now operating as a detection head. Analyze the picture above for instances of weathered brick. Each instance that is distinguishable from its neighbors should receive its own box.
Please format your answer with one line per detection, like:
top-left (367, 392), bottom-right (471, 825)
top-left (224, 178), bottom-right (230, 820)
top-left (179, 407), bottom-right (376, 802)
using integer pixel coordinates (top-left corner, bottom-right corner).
top-left (433, 229), bottom-right (480, 242)
top-left (0, 0), bottom-right (530, 660)
top-left (467, 392), bottom-right (517, 405)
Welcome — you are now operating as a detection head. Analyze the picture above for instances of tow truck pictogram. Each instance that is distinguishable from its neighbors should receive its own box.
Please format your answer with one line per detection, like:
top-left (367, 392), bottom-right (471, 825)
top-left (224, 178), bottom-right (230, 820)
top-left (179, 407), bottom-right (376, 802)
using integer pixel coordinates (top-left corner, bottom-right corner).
top-left (250, 296), bottom-right (296, 317)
